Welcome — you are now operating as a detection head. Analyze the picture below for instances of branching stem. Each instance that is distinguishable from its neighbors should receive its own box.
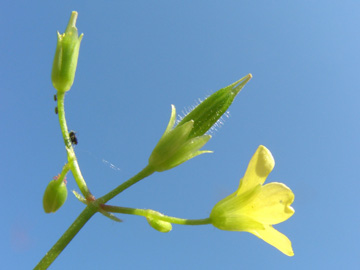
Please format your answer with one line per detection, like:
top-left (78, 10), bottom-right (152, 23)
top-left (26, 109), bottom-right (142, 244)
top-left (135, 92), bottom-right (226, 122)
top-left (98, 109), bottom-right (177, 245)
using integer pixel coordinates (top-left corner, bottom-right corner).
top-left (102, 205), bottom-right (212, 226)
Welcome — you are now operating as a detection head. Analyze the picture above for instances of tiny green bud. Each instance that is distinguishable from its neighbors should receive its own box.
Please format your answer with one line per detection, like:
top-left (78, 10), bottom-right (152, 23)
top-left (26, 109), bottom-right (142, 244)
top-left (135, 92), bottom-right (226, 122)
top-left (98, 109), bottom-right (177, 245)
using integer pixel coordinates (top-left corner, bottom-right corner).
top-left (146, 211), bottom-right (172, 233)
top-left (51, 11), bottom-right (83, 92)
top-left (178, 74), bottom-right (252, 138)
top-left (43, 176), bottom-right (68, 213)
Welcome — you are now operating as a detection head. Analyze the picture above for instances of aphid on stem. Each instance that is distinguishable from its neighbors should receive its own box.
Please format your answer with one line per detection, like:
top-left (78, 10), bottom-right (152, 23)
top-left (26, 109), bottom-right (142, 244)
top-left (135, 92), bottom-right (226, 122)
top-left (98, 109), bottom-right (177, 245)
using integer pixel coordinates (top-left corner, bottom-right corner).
top-left (69, 131), bottom-right (78, 145)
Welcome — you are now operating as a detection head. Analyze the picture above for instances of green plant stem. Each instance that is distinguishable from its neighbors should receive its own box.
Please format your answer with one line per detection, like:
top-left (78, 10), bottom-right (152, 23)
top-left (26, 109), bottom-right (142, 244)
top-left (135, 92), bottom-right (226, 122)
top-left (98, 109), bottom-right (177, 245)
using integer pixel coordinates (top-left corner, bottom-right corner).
top-left (102, 205), bottom-right (211, 225)
top-left (35, 165), bottom-right (155, 269)
top-left (37, 90), bottom-right (156, 269)
top-left (58, 163), bottom-right (70, 181)
top-left (34, 205), bottom-right (97, 270)
top-left (57, 92), bottom-right (91, 199)
top-left (98, 164), bottom-right (155, 204)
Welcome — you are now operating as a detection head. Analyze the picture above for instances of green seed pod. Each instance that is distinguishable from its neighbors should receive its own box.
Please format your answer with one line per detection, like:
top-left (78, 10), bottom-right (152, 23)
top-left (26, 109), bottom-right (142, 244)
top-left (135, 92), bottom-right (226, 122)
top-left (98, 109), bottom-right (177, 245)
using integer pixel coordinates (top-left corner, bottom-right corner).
top-left (178, 74), bottom-right (252, 138)
top-left (43, 176), bottom-right (68, 213)
top-left (148, 75), bottom-right (251, 172)
top-left (51, 11), bottom-right (83, 92)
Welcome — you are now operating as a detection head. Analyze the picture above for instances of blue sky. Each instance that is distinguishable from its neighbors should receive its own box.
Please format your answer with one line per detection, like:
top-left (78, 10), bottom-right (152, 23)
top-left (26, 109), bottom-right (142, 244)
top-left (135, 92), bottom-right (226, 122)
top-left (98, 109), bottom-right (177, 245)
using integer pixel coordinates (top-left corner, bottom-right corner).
top-left (1, 1), bottom-right (360, 269)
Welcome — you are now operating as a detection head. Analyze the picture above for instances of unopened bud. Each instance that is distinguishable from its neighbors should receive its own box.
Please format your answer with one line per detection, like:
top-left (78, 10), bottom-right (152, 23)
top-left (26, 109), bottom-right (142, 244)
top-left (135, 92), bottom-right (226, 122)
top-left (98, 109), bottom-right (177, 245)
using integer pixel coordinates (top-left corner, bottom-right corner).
top-left (51, 11), bottom-right (83, 92)
top-left (146, 211), bottom-right (172, 233)
top-left (43, 175), bottom-right (68, 213)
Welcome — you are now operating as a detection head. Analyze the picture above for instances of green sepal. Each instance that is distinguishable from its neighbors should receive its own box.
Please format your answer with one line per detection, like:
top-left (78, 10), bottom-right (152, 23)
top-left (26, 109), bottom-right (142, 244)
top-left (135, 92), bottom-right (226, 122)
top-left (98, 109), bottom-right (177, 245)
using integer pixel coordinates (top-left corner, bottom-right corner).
top-left (157, 135), bottom-right (212, 172)
top-left (149, 119), bottom-right (194, 170)
top-left (98, 209), bottom-right (123, 223)
top-left (210, 185), bottom-right (262, 231)
top-left (149, 105), bottom-right (212, 172)
top-left (72, 190), bottom-right (87, 204)
top-left (162, 104), bottom-right (177, 136)
top-left (152, 120), bottom-right (194, 161)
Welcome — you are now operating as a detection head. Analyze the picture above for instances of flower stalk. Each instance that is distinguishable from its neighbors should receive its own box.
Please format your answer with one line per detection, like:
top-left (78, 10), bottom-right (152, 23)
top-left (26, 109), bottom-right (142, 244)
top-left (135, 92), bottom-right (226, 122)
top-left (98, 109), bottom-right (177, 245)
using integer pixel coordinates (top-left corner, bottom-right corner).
top-left (101, 205), bottom-right (211, 226)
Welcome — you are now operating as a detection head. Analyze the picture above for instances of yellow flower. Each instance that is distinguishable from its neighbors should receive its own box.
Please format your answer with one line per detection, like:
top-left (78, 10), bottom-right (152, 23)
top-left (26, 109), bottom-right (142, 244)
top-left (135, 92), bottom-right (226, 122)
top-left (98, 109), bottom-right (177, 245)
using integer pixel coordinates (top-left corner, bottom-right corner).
top-left (210, 145), bottom-right (295, 256)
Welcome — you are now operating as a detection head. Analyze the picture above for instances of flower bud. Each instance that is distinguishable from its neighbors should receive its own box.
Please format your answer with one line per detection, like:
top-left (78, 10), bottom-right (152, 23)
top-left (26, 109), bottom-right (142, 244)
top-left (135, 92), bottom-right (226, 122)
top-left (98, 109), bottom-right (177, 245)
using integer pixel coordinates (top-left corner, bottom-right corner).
top-left (178, 74), bottom-right (252, 138)
top-left (146, 211), bottom-right (172, 233)
top-left (51, 11), bottom-right (83, 92)
top-left (43, 176), bottom-right (68, 213)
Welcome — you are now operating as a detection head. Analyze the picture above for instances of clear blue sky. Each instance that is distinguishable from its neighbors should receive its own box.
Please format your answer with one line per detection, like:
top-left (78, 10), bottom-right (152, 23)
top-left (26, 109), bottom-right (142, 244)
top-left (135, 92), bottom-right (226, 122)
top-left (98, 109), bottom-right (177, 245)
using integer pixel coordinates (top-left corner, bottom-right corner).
top-left (1, 1), bottom-right (359, 269)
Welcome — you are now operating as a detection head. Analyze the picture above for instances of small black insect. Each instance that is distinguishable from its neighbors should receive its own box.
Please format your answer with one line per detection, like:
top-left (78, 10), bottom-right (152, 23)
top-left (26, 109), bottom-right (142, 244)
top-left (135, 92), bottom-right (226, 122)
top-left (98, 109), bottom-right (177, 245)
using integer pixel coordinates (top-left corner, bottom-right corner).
top-left (54, 94), bottom-right (57, 101)
top-left (55, 107), bottom-right (58, 114)
top-left (69, 131), bottom-right (78, 145)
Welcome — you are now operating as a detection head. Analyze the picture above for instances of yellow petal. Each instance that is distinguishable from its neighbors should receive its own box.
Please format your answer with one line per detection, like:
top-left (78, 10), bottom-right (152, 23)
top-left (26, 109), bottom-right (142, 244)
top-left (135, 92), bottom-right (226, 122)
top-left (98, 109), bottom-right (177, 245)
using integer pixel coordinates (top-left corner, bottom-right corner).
top-left (243, 183), bottom-right (295, 225)
top-left (250, 225), bottom-right (294, 256)
top-left (237, 145), bottom-right (274, 196)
